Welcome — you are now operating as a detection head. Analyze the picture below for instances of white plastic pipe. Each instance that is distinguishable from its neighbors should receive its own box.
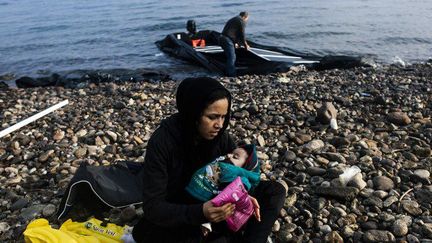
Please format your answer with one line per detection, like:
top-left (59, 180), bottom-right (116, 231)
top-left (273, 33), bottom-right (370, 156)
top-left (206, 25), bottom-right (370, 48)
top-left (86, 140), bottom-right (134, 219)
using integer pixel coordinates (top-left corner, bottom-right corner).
top-left (0, 100), bottom-right (69, 138)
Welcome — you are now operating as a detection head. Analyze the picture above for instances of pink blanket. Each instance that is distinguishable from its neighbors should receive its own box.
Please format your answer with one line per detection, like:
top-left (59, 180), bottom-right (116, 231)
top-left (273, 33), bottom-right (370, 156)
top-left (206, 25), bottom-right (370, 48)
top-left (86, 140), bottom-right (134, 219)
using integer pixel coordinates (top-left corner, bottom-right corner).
top-left (211, 177), bottom-right (254, 232)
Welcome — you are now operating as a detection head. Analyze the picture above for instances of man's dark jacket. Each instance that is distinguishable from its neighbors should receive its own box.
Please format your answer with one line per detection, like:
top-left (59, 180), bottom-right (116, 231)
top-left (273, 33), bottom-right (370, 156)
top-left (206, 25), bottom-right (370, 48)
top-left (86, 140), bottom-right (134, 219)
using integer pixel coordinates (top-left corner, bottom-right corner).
top-left (222, 15), bottom-right (247, 47)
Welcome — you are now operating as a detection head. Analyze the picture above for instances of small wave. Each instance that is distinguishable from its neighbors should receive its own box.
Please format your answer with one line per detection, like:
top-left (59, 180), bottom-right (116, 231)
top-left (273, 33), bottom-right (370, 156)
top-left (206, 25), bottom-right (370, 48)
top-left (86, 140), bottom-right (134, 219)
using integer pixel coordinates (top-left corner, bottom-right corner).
top-left (381, 36), bottom-right (432, 45)
top-left (220, 3), bottom-right (245, 7)
top-left (262, 31), bottom-right (351, 40)
top-left (71, 37), bottom-right (118, 45)
top-left (27, 24), bottom-right (71, 32)
top-left (0, 43), bottom-right (58, 52)
top-left (120, 22), bottom-right (184, 34)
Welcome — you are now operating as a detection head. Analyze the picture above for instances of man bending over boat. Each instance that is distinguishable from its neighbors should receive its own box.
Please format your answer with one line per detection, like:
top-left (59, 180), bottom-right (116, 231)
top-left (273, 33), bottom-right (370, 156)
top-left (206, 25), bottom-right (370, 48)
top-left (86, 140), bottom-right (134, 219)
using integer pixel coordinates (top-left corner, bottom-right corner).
top-left (219, 11), bottom-right (250, 77)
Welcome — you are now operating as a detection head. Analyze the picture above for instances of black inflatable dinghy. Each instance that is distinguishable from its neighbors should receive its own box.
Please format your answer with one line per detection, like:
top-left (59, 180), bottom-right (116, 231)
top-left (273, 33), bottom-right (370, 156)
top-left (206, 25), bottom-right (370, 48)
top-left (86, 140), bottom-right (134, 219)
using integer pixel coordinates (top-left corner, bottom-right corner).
top-left (156, 30), bottom-right (365, 75)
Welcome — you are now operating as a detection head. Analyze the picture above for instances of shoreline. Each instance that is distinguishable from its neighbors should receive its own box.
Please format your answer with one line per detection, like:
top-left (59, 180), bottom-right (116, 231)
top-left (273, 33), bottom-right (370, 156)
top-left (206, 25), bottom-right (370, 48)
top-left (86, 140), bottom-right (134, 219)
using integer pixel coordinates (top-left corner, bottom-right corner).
top-left (1, 58), bottom-right (430, 90)
top-left (1, 62), bottom-right (432, 242)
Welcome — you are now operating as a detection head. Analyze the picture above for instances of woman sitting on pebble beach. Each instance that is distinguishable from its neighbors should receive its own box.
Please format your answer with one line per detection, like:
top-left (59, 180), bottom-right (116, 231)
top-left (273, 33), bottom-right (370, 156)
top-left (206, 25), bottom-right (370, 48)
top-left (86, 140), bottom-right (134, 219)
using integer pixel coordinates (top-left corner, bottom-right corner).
top-left (132, 77), bottom-right (286, 242)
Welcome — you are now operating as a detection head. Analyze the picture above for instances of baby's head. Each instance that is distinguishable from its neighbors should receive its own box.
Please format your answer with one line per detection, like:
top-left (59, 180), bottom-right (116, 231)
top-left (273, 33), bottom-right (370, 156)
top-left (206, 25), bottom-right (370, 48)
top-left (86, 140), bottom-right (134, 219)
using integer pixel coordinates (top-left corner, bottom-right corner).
top-left (227, 147), bottom-right (248, 167)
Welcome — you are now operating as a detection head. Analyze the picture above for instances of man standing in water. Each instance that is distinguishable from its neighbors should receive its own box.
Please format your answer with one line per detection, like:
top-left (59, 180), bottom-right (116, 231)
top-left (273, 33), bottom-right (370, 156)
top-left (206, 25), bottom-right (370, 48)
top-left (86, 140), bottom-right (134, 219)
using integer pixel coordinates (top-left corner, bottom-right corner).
top-left (219, 12), bottom-right (250, 77)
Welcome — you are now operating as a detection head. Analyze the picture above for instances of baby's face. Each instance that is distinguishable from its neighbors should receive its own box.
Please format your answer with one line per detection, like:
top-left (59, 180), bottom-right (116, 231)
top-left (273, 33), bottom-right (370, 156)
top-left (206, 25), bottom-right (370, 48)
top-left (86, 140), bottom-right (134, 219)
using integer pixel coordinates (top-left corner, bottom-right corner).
top-left (227, 148), bottom-right (248, 167)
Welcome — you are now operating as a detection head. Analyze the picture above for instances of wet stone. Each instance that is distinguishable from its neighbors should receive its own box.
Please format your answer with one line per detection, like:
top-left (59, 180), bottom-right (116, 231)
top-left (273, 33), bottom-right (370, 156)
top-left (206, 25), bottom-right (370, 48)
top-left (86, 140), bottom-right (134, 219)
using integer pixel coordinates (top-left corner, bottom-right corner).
top-left (383, 196), bottom-right (399, 208)
top-left (19, 205), bottom-right (45, 222)
top-left (284, 193), bottom-right (297, 208)
top-left (413, 145), bottom-right (432, 158)
top-left (284, 150), bottom-right (296, 162)
top-left (330, 137), bottom-right (351, 148)
top-left (104, 145), bottom-right (117, 154)
top-left (392, 219), bottom-right (408, 236)
top-left (361, 221), bottom-right (378, 230)
top-left (387, 112), bottom-right (411, 126)
top-left (11, 198), bottom-right (29, 211)
top-left (303, 139), bottom-right (325, 152)
top-left (314, 186), bottom-right (359, 201)
top-left (257, 135), bottom-right (266, 147)
top-left (363, 230), bottom-right (395, 243)
top-left (401, 200), bottom-right (422, 216)
top-left (373, 176), bottom-right (394, 191)
top-left (406, 234), bottom-right (420, 243)
top-left (42, 204), bottom-right (56, 218)
top-left (307, 167), bottom-right (327, 176)
top-left (38, 150), bottom-right (54, 162)
top-left (403, 152), bottom-right (419, 162)
top-left (53, 130), bottom-right (65, 141)
top-left (319, 225), bottom-right (332, 234)
top-left (325, 231), bottom-right (343, 243)
top-left (0, 222), bottom-right (10, 235)
top-left (272, 220), bottom-right (280, 232)
top-left (372, 190), bottom-right (388, 199)
top-left (316, 102), bottom-right (337, 125)
top-left (113, 101), bottom-right (126, 109)
top-left (296, 133), bottom-right (312, 143)
top-left (337, 214), bottom-right (357, 227)
top-left (363, 196), bottom-right (383, 208)
top-left (414, 169), bottom-right (430, 179)
top-left (245, 123), bottom-right (257, 130)
top-left (324, 152), bottom-right (346, 164)
top-left (74, 147), bottom-right (87, 159)
top-left (411, 169), bottom-right (431, 184)
top-left (310, 176), bottom-right (324, 186)
top-left (105, 131), bottom-right (118, 142)
top-left (422, 223), bottom-right (432, 239)
top-left (415, 189), bottom-right (432, 205)
top-left (348, 173), bottom-right (367, 190)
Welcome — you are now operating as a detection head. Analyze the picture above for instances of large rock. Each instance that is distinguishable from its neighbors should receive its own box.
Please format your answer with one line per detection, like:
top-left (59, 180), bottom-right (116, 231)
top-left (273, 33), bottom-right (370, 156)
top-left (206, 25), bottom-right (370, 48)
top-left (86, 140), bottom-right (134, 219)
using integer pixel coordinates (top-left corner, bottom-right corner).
top-left (74, 147), bottom-right (87, 159)
top-left (316, 102), bottom-right (337, 124)
top-left (324, 231), bottom-right (343, 243)
top-left (11, 198), bottom-right (29, 211)
top-left (411, 169), bottom-right (431, 184)
top-left (401, 200), bottom-right (422, 216)
top-left (348, 173), bottom-right (367, 190)
top-left (373, 176), bottom-right (394, 191)
top-left (392, 219), bottom-right (408, 236)
top-left (303, 139), bottom-right (325, 152)
top-left (0, 222), bottom-right (10, 235)
top-left (363, 230), bottom-right (395, 243)
top-left (387, 112), bottom-right (411, 126)
top-left (42, 204), bottom-right (57, 218)
top-left (415, 189), bottom-right (432, 205)
top-left (19, 205), bottom-right (45, 222)
top-left (314, 186), bottom-right (359, 201)
top-left (413, 145), bottom-right (432, 158)
top-left (324, 152), bottom-right (346, 164)
top-left (422, 223), bottom-right (432, 239)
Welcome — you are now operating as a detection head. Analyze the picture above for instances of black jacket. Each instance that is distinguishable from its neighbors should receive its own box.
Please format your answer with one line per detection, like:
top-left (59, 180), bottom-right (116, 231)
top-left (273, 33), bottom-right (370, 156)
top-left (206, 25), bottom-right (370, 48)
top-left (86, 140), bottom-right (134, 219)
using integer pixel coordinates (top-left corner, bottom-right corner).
top-left (222, 16), bottom-right (247, 47)
top-left (138, 113), bottom-right (235, 235)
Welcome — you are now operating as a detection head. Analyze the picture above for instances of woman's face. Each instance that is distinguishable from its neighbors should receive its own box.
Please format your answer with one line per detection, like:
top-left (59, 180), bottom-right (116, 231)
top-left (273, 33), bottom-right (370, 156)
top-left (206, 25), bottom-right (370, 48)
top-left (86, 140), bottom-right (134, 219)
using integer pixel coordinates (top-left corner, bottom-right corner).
top-left (198, 98), bottom-right (229, 140)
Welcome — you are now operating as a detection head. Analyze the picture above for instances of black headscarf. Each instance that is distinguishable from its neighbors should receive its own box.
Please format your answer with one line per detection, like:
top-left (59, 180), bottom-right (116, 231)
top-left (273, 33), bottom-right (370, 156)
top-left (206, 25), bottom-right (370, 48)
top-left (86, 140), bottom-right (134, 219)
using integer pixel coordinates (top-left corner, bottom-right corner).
top-left (176, 77), bottom-right (232, 163)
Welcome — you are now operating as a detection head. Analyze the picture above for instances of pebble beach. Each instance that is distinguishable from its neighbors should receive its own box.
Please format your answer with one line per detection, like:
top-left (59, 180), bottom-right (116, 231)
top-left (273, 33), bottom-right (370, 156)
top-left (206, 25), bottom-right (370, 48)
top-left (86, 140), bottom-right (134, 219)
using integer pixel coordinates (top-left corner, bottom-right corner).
top-left (1, 62), bottom-right (432, 242)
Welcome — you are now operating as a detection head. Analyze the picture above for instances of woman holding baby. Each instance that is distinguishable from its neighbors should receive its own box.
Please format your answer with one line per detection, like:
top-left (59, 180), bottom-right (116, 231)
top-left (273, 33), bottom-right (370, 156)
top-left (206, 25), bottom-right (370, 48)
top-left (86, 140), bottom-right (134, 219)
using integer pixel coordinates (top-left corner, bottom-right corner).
top-left (132, 77), bottom-right (286, 243)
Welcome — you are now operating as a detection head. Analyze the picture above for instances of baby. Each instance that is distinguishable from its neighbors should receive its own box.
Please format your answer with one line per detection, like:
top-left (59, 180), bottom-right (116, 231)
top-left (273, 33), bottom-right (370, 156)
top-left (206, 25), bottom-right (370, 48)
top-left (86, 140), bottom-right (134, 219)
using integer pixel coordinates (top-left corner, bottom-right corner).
top-left (185, 144), bottom-right (260, 236)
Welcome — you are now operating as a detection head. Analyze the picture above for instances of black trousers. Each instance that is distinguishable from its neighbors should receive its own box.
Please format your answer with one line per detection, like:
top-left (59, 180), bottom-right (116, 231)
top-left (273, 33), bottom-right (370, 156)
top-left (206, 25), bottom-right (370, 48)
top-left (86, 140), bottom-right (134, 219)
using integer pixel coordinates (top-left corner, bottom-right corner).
top-left (132, 180), bottom-right (286, 243)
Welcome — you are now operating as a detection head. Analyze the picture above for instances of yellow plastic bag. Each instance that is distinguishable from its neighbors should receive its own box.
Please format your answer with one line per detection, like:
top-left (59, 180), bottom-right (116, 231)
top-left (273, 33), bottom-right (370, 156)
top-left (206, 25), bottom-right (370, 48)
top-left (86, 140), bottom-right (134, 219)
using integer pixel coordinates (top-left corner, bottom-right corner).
top-left (23, 218), bottom-right (99, 243)
top-left (24, 218), bottom-right (126, 243)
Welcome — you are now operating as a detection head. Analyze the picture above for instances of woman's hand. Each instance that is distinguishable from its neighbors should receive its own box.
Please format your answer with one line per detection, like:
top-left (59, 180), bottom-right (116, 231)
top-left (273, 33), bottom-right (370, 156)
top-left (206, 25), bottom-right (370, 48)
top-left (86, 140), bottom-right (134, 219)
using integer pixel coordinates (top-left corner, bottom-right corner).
top-left (203, 201), bottom-right (235, 223)
top-left (249, 196), bottom-right (261, 222)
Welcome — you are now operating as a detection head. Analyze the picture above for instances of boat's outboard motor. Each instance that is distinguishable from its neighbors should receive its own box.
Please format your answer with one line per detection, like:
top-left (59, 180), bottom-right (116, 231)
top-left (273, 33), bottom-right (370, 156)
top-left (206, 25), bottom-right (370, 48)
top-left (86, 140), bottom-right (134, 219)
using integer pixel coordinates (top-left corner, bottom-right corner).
top-left (186, 20), bottom-right (197, 35)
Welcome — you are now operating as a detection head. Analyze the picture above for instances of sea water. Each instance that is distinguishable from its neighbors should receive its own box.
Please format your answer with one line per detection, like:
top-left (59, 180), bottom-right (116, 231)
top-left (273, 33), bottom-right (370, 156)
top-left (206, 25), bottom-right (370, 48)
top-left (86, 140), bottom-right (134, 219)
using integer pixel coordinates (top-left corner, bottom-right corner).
top-left (1, 0), bottom-right (431, 78)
